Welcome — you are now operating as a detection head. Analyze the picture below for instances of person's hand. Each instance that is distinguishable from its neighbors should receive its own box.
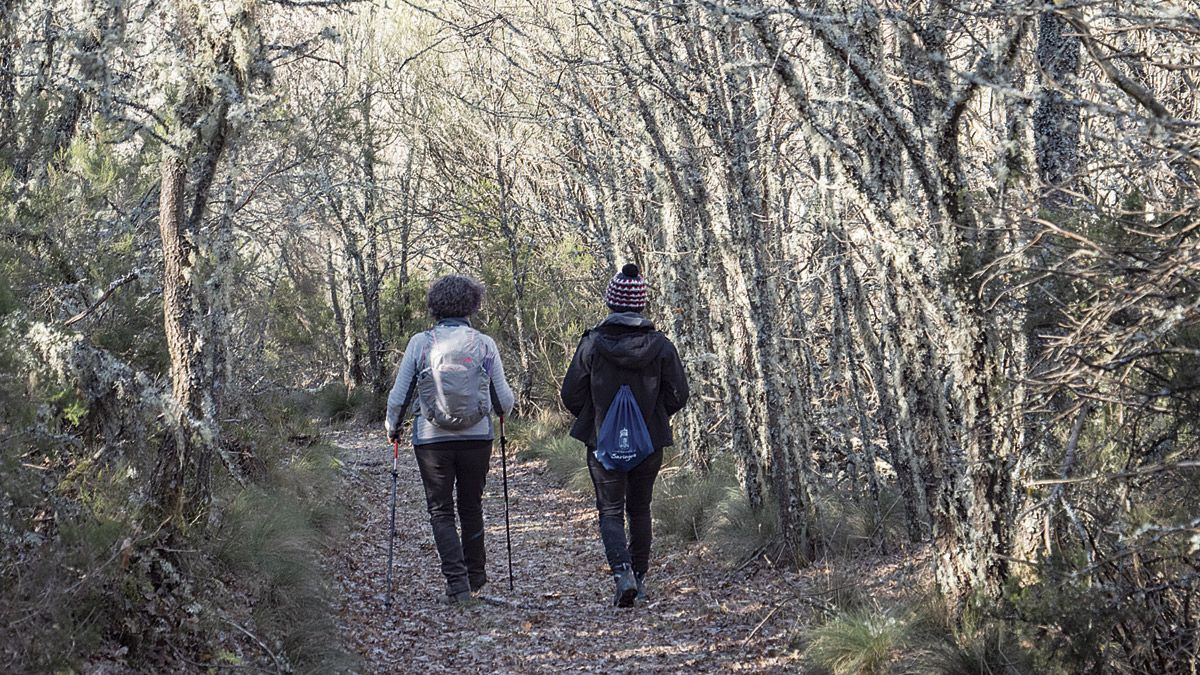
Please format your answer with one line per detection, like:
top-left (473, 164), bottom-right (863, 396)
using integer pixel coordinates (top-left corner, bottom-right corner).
top-left (387, 421), bottom-right (405, 444)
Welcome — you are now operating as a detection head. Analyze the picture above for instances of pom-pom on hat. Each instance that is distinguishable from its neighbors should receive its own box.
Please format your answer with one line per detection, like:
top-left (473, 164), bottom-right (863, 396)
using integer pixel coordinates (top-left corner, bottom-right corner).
top-left (605, 263), bottom-right (648, 312)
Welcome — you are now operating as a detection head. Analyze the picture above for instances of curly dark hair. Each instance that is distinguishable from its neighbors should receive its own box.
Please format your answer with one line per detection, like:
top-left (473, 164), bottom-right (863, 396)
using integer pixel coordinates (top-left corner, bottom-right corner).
top-left (426, 274), bottom-right (486, 320)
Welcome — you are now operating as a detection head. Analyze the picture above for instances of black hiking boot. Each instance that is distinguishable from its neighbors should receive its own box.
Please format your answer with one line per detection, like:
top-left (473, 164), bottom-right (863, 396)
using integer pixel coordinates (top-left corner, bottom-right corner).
top-left (446, 590), bottom-right (474, 606)
top-left (635, 572), bottom-right (648, 604)
top-left (612, 565), bottom-right (637, 608)
top-left (470, 574), bottom-right (488, 594)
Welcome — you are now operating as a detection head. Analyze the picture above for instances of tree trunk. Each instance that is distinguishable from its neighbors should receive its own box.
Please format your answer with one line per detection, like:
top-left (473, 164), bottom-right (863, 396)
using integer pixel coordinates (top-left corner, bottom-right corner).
top-left (207, 159), bottom-right (236, 431)
top-left (844, 249), bottom-right (930, 541)
top-left (496, 151), bottom-right (535, 409)
top-left (327, 238), bottom-right (357, 389)
top-left (358, 88), bottom-right (387, 396)
top-left (1034, 7), bottom-right (1081, 205)
top-left (151, 0), bottom-right (258, 522)
top-left (338, 228), bottom-right (365, 390)
top-left (828, 223), bottom-right (884, 548)
top-left (0, 0), bottom-right (15, 159)
top-left (154, 149), bottom-right (212, 521)
top-left (710, 18), bottom-right (816, 559)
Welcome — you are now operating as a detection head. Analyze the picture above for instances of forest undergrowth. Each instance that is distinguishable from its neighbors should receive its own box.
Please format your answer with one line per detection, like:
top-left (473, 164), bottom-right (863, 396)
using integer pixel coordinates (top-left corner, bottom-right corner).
top-left (0, 387), bottom-right (355, 672)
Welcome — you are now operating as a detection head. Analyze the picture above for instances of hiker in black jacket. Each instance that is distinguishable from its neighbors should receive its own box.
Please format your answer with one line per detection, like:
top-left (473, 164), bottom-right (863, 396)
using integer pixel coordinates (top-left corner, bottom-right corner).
top-left (560, 264), bottom-right (689, 607)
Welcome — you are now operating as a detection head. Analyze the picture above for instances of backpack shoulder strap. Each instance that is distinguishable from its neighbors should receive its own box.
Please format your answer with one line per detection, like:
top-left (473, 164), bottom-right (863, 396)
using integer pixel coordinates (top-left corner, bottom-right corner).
top-left (465, 325), bottom-right (482, 351)
top-left (420, 328), bottom-right (436, 368)
top-left (468, 328), bottom-right (493, 374)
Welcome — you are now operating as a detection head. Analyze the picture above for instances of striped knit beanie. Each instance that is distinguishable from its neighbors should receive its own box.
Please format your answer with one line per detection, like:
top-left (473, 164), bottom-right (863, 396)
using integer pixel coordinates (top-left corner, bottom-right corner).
top-left (605, 263), bottom-right (648, 312)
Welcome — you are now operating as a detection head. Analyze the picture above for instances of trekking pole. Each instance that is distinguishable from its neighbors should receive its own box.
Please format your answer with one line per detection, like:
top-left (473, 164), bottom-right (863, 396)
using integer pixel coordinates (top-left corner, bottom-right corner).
top-left (499, 416), bottom-right (514, 591)
top-left (385, 438), bottom-right (400, 608)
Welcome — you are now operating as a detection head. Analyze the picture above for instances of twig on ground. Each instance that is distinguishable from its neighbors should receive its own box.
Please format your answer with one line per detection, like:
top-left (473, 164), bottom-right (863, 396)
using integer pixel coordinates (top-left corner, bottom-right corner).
top-left (741, 598), bottom-right (795, 648)
top-left (225, 618), bottom-right (286, 673)
top-left (742, 586), bottom-right (844, 649)
top-left (729, 539), bottom-right (774, 576)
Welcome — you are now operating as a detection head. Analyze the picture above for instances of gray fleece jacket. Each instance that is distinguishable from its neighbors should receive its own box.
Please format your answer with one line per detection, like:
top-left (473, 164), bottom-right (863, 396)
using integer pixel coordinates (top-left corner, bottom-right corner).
top-left (385, 318), bottom-right (515, 445)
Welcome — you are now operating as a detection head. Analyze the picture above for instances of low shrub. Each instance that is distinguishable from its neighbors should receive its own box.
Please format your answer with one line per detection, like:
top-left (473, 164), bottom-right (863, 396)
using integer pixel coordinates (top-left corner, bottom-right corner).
top-left (215, 442), bottom-right (355, 671)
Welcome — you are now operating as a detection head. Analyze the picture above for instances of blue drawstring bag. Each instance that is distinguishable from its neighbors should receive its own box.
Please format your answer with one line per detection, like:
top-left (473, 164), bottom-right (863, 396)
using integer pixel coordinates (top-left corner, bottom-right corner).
top-left (595, 384), bottom-right (655, 471)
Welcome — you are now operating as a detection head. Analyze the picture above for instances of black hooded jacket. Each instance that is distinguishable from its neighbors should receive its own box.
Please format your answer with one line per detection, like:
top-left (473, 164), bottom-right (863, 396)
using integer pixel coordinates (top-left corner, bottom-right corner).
top-left (560, 313), bottom-right (689, 450)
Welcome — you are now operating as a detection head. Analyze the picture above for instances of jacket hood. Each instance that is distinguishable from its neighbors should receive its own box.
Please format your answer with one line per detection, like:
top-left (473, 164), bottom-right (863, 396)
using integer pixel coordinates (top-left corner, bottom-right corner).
top-left (600, 312), bottom-right (654, 329)
top-left (593, 313), bottom-right (662, 369)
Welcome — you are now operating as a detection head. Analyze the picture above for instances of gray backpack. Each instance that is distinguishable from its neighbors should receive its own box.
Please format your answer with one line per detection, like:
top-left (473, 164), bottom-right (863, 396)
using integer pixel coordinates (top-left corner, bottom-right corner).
top-left (415, 326), bottom-right (492, 430)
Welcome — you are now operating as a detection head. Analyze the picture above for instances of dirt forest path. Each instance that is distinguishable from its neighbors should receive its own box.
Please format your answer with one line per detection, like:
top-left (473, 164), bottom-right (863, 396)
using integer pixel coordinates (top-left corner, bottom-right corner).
top-left (323, 429), bottom-right (809, 673)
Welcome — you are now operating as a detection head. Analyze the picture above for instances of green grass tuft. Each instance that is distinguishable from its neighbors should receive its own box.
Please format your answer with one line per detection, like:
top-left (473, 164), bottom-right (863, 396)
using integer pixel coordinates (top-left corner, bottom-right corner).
top-left (803, 610), bottom-right (905, 675)
top-left (506, 409), bottom-right (572, 448)
top-left (517, 433), bottom-right (591, 492)
top-left (707, 484), bottom-right (780, 562)
top-left (815, 566), bottom-right (874, 614)
top-left (812, 484), bottom-right (909, 558)
top-left (311, 383), bottom-right (374, 425)
top-left (653, 463), bottom-right (738, 542)
top-left (216, 443), bottom-right (356, 672)
top-left (918, 624), bottom-right (1038, 675)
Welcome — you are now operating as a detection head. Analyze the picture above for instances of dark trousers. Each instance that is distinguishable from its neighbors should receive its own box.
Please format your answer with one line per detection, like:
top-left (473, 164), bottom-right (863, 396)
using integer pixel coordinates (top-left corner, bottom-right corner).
top-left (414, 440), bottom-right (491, 595)
top-left (586, 447), bottom-right (663, 576)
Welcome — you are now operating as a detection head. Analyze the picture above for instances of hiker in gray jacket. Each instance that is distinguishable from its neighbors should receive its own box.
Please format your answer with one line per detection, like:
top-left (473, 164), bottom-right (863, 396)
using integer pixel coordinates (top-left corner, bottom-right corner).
top-left (385, 274), bottom-right (515, 604)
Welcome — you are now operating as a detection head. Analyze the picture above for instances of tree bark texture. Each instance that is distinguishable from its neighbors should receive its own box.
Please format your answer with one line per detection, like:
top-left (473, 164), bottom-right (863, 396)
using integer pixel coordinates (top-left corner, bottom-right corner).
top-left (1034, 7), bottom-right (1081, 203)
top-left (0, 0), bottom-right (16, 159)
top-left (496, 152), bottom-right (535, 410)
top-left (151, 0), bottom-right (258, 523)
top-left (154, 149), bottom-right (206, 521)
